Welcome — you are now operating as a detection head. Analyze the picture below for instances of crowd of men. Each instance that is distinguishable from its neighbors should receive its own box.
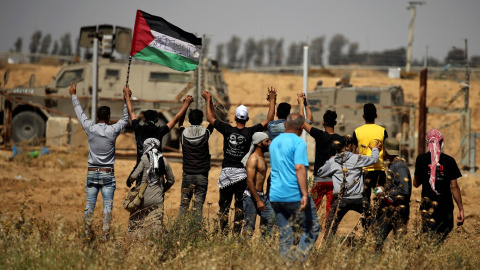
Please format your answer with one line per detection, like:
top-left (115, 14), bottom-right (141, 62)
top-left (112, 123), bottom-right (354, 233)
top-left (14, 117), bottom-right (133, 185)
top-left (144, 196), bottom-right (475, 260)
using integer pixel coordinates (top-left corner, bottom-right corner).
top-left (70, 83), bottom-right (465, 261)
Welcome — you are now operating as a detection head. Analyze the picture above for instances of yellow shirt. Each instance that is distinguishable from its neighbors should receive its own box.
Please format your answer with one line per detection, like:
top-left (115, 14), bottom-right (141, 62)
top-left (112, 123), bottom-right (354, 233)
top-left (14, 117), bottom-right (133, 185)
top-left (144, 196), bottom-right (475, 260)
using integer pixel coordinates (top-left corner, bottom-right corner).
top-left (353, 124), bottom-right (387, 171)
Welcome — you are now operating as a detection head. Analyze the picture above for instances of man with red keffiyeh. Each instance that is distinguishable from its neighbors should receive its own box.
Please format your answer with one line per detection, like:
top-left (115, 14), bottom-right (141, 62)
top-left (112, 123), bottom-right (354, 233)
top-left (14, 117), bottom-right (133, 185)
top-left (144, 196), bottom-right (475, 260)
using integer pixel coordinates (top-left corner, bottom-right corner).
top-left (413, 129), bottom-right (464, 241)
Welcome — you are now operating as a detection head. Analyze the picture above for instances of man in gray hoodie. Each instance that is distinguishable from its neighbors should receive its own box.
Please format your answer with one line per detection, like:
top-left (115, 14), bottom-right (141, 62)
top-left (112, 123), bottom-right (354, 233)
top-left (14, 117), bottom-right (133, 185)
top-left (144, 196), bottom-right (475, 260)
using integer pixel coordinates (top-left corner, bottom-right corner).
top-left (177, 97), bottom-right (215, 222)
top-left (317, 135), bottom-right (380, 239)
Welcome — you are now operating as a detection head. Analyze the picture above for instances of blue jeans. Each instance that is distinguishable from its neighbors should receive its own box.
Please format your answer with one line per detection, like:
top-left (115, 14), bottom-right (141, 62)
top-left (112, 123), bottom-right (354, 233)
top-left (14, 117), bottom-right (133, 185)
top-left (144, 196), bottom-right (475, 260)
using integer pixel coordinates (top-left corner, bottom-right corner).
top-left (178, 173), bottom-right (209, 222)
top-left (85, 171), bottom-right (116, 233)
top-left (271, 196), bottom-right (321, 262)
top-left (243, 193), bottom-right (275, 238)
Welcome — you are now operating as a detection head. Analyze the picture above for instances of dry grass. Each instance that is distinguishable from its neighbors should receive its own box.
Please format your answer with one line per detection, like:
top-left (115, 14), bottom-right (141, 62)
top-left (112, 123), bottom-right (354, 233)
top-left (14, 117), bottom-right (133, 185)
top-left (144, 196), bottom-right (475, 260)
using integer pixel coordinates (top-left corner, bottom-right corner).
top-left (0, 207), bottom-right (479, 269)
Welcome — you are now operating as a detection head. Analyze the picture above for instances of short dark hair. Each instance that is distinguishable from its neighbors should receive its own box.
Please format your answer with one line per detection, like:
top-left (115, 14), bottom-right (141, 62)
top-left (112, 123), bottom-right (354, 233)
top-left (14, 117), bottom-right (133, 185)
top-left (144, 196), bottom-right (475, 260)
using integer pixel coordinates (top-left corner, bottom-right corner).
top-left (323, 110), bottom-right (337, 127)
top-left (277, 103), bottom-right (291, 119)
top-left (97, 106), bottom-right (110, 121)
top-left (363, 103), bottom-right (377, 122)
top-left (235, 117), bottom-right (247, 125)
top-left (188, 109), bottom-right (204, 125)
top-left (144, 110), bottom-right (158, 122)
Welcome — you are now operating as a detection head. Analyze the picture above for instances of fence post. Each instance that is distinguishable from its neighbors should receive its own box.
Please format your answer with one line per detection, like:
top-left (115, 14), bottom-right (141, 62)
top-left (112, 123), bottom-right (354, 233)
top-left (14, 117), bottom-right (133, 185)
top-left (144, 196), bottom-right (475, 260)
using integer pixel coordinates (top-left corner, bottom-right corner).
top-left (418, 68), bottom-right (427, 154)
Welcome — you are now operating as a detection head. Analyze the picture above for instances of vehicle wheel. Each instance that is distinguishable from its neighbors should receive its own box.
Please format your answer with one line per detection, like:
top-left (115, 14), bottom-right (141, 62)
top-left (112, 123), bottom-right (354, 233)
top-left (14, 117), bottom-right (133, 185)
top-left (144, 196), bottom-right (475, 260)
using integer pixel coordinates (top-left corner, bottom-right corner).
top-left (11, 111), bottom-right (46, 145)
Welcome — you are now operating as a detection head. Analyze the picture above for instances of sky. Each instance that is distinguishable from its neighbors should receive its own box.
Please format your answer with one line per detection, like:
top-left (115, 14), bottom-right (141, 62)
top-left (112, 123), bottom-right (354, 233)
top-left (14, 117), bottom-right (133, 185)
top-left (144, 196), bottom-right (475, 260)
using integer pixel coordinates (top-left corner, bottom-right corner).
top-left (1, 0), bottom-right (479, 65)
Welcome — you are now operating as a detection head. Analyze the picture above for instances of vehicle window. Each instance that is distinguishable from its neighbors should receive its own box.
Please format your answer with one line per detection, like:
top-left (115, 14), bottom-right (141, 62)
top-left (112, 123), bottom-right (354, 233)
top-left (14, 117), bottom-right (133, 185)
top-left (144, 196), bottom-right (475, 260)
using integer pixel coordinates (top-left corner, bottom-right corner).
top-left (307, 99), bottom-right (321, 105)
top-left (356, 93), bottom-right (380, 103)
top-left (105, 69), bottom-right (120, 79)
top-left (150, 72), bottom-right (191, 83)
top-left (56, 69), bottom-right (84, 88)
top-left (392, 91), bottom-right (404, 106)
top-left (307, 99), bottom-right (321, 111)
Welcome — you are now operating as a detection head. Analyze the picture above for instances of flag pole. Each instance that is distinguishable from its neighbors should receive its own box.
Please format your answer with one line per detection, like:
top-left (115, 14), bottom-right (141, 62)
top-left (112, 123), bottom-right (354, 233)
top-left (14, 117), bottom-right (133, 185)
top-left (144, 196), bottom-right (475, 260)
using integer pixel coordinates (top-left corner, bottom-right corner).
top-left (126, 56), bottom-right (132, 86)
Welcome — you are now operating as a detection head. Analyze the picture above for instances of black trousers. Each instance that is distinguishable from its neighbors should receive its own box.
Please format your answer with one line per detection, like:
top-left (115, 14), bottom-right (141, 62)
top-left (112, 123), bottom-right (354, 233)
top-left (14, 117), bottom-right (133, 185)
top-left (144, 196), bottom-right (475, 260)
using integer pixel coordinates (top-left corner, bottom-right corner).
top-left (218, 179), bottom-right (247, 234)
top-left (363, 170), bottom-right (386, 226)
top-left (324, 196), bottom-right (367, 239)
top-left (374, 204), bottom-right (410, 247)
top-left (421, 198), bottom-right (454, 242)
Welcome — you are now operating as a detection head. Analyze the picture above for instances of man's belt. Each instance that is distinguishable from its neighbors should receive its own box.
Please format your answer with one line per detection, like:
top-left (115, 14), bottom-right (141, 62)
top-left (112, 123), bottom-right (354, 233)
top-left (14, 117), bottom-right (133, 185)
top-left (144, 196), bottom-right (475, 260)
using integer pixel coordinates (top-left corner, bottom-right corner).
top-left (244, 189), bottom-right (265, 197)
top-left (88, 167), bottom-right (114, 173)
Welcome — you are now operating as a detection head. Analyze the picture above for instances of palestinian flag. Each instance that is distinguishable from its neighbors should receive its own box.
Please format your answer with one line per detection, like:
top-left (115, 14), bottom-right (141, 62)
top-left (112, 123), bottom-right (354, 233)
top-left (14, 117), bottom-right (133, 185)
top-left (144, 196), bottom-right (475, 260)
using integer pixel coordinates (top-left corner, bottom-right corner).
top-left (130, 10), bottom-right (202, 72)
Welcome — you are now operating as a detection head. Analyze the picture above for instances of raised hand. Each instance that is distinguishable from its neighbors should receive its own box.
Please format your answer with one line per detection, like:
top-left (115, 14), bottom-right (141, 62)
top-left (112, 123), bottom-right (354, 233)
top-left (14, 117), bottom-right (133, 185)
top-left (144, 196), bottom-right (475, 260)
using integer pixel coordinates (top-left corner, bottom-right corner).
top-left (123, 85), bottom-right (131, 96)
top-left (123, 85), bottom-right (131, 100)
top-left (69, 82), bottom-right (77, 95)
top-left (184, 95), bottom-right (194, 105)
top-left (202, 91), bottom-right (212, 100)
top-left (297, 93), bottom-right (305, 104)
top-left (266, 86), bottom-right (277, 101)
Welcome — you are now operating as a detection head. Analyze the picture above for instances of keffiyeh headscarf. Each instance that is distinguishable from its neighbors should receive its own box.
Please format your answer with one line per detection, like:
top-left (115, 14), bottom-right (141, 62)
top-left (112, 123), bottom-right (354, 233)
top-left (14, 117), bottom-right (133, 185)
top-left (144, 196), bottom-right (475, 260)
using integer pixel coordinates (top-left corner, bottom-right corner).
top-left (143, 138), bottom-right (164, 186)
top-left (241, 132), bottom-right (270, 166)
top-left (427, 129), bottom-right (443, 195)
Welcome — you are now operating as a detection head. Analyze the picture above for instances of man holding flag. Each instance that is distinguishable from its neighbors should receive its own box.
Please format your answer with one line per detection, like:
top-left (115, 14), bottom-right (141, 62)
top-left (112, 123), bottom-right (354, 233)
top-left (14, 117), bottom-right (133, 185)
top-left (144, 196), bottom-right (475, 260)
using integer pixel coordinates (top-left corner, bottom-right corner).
top-left (125, 10), bottom-right (200, 188)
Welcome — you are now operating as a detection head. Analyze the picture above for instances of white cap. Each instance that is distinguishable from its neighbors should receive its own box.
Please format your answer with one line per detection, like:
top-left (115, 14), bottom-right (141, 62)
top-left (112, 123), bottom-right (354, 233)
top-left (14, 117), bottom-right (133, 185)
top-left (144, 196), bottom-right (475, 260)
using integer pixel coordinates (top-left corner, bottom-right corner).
top-left (235, 105), bottom-right (249, 120)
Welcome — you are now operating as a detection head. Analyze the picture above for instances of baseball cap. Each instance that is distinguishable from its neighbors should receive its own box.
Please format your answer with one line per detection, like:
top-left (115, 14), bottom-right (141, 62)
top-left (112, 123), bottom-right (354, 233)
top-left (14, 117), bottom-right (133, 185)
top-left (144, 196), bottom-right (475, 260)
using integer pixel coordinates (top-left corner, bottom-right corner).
top-left (235, 105), bottom-right (249, 120)
top-left (384, 138), bottom-right (400, 156)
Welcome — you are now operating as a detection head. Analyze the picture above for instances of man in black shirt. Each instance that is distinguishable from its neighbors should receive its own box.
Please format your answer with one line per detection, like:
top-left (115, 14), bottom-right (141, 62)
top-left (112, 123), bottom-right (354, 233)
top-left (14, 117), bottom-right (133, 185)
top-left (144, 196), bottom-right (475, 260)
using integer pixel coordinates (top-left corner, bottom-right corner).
top-left (123, 87), bottom-right (193, 186)
top-left (177, 101), bottom-right (215, 222)
top-left (204, 88), bottom-right (277, 235)
top-left (298, 93), bottom-right (342, 220)
top-left (413, 129), bottom-right (464, 241)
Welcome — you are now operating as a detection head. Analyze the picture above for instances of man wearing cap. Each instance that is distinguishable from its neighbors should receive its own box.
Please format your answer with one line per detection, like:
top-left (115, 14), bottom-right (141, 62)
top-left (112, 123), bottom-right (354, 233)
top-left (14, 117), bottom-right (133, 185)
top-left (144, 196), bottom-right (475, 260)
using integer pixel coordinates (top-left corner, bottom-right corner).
top-left (204, 88), bottom-right (277, 235)
top-left (70, 82), bottom-right (129, 239)
top-left (242, 132), bottom-right (275, 238)
top-left (413, 129), bottom-right (464, 241)
top-left (373, 138), bottom-right (412, 249)
top-left (123, 87), bottom-right (193, 187)
top-left (269, 113), bottom-right (321, 261)
top-left (352, 103), bottom-right (388, 225)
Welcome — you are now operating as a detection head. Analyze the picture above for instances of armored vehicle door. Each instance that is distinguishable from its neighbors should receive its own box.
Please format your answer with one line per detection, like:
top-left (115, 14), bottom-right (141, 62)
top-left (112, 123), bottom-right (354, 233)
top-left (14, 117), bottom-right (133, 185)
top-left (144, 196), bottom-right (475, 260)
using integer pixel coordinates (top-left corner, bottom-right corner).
top-left (98, 64), bottom-right (124, 99)
top-left (46, 64), bottom-right (91, 117)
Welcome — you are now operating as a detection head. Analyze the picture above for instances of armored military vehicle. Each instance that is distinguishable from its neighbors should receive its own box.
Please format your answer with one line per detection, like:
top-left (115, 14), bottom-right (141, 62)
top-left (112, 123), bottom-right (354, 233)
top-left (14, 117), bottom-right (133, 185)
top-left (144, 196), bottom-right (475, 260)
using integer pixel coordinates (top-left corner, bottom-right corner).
top-left (1, 25), bottom-right (229, 148)
top-left (307, 82), bottom-right (412, 160)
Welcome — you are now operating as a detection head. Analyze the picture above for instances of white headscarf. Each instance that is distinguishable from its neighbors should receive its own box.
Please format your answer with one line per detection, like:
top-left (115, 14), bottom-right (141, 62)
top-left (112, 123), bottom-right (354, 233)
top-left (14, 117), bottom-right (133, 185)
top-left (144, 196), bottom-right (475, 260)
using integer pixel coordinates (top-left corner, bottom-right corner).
top-left (241, 132), bottom-right (270, 166)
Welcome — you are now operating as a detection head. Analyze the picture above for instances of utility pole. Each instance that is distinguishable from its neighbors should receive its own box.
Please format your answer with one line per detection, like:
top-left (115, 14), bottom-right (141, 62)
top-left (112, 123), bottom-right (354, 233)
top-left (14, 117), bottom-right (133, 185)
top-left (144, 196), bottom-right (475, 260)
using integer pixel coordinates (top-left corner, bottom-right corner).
top-left (406, 1), bottom-right (425, 73)
top-left (424, 45), bottom-right (428, 68)
top-left (464, 38), bottom-right (469, 110)
top-left (92, 37), bottom-right (98, 121)
top-left (302, 45), bottom-right (309, 143)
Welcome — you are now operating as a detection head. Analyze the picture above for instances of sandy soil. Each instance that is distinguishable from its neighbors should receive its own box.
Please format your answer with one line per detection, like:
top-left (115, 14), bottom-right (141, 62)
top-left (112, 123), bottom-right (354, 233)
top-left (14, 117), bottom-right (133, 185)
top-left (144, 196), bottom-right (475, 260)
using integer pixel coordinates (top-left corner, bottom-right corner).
top-left (1, 64), bottom-right (480, 240)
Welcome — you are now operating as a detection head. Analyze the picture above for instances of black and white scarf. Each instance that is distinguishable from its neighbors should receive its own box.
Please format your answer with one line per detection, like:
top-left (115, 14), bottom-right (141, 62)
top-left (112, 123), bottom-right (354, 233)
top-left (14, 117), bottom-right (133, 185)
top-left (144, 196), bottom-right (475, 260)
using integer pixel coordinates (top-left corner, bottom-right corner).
top-left (142, 138), bottom-right (164, 186)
